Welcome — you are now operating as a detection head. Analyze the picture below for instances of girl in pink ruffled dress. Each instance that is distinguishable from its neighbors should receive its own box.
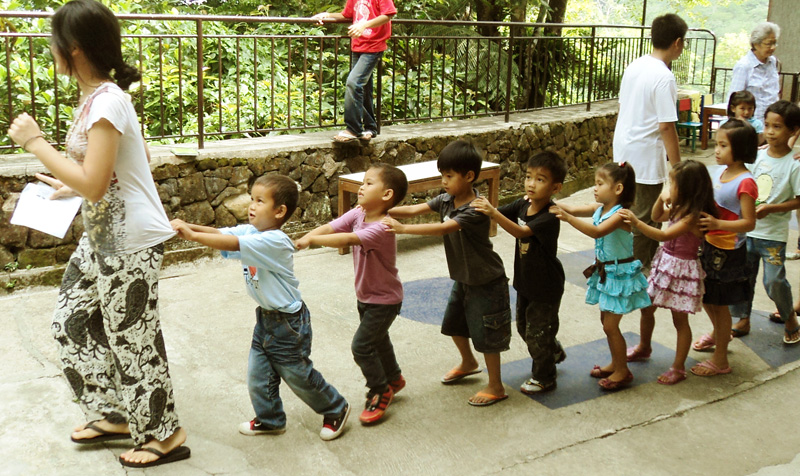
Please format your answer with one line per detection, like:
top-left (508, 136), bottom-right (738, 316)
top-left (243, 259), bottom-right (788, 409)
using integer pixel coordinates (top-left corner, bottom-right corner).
top-left (620, 160), bottom-right (717, 384)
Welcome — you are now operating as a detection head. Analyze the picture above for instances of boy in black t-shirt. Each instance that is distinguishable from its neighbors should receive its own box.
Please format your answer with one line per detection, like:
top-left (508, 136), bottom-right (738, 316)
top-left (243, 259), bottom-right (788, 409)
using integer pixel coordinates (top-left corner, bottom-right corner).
top-left (383, 140), bottom-right (512, 406)
top-left (473, 151), bottom-right (567, 393)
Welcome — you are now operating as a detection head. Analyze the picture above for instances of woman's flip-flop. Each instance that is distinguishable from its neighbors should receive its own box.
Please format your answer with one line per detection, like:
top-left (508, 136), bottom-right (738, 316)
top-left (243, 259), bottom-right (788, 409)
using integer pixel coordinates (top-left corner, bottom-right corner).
top-left (119, 444), bottom-right (191, 468)
top-left (70, 420), bottom-right (132, 444)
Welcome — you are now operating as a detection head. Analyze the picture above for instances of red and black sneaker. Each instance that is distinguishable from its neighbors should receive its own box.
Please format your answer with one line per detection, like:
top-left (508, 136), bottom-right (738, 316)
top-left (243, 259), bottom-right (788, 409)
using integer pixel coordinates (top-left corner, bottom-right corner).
top-left (388, 375), bottom-right (406, 394)
top-left (359, 387), bottom-right (394, 424)
top-left (320, 404), bottom-right (350, 441)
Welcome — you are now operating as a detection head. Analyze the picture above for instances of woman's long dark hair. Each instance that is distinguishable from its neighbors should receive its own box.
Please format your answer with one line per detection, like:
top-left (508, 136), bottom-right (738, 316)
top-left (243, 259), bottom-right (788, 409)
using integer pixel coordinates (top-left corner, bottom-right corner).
top-left (51, 0), bottom-right (141, 90)
top-left (669, 160), bottom-right (717, 222)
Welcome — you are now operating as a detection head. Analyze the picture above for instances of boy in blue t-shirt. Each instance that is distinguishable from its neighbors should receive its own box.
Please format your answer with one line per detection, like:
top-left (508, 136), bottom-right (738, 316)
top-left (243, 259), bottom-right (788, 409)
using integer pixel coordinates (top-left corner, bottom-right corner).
top-left (473, 151), bottom-right (568, 393)
top-left (382, 139), bottom-right (512, 406)
top-left (729, 100), bottom-right (800, 344)
top-left (171, 174), bottom-right (350, 441)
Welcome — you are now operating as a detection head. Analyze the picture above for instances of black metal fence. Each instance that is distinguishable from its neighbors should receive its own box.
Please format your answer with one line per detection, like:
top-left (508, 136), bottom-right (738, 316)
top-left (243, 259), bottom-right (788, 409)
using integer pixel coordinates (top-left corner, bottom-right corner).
top-left (0, 12), bottom-right (717, 150)
top-left (712, 66), bottom-right (800, 104)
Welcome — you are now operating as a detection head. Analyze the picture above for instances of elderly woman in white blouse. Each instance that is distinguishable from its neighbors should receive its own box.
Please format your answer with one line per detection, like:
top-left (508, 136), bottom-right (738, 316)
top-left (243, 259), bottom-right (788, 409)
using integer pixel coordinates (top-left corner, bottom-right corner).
top-left (727, 22), bottom-right (781, 122)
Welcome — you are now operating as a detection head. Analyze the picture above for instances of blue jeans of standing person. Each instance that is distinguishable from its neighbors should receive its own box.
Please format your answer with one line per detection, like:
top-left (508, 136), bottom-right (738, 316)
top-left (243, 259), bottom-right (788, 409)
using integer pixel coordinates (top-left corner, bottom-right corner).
top-left (729, 237), bottom-right (794, 323)
top-left (248, 304), bottom-right (348, 429)
top-left (344, 51), bottom-right (382, 137)
top-left (351, 301), bottom-right (402, 393)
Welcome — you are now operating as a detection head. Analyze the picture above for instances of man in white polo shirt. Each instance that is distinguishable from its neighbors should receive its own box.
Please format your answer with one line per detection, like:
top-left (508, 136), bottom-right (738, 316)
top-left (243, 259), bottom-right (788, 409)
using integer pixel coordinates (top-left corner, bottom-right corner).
top-left (614, 13), bottom-right (686, 363)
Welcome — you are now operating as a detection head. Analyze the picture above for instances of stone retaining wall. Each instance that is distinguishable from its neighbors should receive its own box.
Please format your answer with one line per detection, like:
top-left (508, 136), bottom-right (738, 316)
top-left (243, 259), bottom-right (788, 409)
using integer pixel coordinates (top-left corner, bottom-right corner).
top-left (0, 101), bottom-right (618, 290)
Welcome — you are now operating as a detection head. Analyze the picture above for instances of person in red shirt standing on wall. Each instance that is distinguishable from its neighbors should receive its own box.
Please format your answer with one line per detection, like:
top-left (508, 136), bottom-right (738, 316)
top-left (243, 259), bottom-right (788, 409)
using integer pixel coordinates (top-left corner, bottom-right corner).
top-left (313, 0), bottom-right (396, 143)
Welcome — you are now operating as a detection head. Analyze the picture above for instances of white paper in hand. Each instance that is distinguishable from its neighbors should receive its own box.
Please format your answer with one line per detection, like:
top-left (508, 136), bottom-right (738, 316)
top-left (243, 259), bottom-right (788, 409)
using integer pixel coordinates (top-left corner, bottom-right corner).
top-left (10, 182), bottom-right (82, 239)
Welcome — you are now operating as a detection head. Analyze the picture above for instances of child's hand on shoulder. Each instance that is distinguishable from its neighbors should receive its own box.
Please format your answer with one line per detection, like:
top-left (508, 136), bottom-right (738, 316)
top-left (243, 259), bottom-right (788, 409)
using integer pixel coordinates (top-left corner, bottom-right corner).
top-left (618, 209), bottom-right (639, 228)
top-left (471, 197), bottom-right (495, 217)
top-left (698, 212), bottom-right (718, 231)
top-left (659, 188), bottom-right (671, 208)
top-left (381, 215), bottom-right (402, 233)
top-left (549, 204), bottom-right (569, 222)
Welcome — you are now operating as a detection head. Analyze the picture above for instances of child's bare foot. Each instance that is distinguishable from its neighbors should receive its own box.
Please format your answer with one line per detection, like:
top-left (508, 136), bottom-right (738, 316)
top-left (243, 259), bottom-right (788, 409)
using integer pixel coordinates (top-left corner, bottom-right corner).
top-left (468, 384), bottom-right (507, 406)
top-left (119, 427), bottom-right (187, 466)
top-left (71, 419), bottom-right (130, 443)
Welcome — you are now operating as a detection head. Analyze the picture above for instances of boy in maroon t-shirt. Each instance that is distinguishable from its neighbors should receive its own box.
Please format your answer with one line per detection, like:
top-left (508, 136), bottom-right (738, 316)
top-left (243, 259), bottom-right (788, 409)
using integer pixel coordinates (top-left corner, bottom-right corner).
top-left (313, 0), bottom-right (396, 143)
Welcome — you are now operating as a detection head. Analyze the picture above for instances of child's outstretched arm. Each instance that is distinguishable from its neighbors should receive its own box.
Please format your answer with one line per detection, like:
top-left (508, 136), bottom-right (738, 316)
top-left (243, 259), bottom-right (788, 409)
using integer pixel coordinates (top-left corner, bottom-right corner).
top-left (551, 205), bottom-right (627, 239)
top-left (387, 203), bottom-right (433, 219)
top-left (294, 224), bottom-right (361, 250)
top-left (381, 215), bottom-right (461, 236)
top-left (472, 196), bottom-right (532, 238)
top-left (552, 201), bottom-right (596, 218)
top-left (699, 193), bottom-right (756, 234)
top-left (171, 219), bottom-right (239, 252)
top-left (620, 209), bottom-right (693, 243)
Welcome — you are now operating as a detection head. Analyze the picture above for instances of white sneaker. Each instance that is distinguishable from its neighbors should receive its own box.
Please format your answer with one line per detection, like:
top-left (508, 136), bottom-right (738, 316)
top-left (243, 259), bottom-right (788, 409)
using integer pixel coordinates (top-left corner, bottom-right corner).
top-left (786, 251), bottom-right (800, 260)
top-left (520, 378), bottom-right (556, 394)
top-left (238, 419), bottom-right (286, 436)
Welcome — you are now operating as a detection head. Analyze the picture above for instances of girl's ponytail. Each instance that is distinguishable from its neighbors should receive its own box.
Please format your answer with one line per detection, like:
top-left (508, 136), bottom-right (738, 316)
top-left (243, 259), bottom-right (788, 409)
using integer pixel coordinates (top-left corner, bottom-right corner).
top-left (114, 61), bottom-right (141, 91)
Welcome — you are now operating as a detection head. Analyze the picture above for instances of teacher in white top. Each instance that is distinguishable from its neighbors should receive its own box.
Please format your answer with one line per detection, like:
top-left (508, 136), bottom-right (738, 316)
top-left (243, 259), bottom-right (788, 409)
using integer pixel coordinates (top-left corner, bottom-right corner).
top-left (727, 22), bottom-right (781, 122)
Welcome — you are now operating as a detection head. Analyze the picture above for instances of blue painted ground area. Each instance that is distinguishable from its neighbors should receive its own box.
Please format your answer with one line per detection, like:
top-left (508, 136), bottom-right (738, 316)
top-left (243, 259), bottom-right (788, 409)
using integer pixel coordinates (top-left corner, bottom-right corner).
top-left (400, 248), bottom-right (800, 409)
top-left (737, 310), bottom-right (800, 368)
top-left (501, 332), bottom-right (699, 409)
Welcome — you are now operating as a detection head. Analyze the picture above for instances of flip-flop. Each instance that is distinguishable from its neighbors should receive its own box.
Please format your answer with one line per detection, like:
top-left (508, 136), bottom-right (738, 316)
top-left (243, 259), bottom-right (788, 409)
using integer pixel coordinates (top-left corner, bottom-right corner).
top-left (731, 327), bottom-right (750, 338)
top-left (589, 365), bottom-right (612, 378)
top-left (657, 368), bottom-right (687, 385)
top-left (768, 310), bottom-right (784, 323)
top-left (690, 360), bottom-right (732, 376)
top-left (71, 420), bottom-right (132, 444)
top-left (626, 345), bottom-right (651, 362)
top-left (598, 372), bottom-right (633, 391)
top-left (467, 391), bottom-right (508, 406)
top-left (119, 444), bottom-right (191, 468)
top-left (691, 332), bottom-right (732, 351)
top-left (332, 130), bottom-right (359, 143)
top-left (784, 326), bottom-right (800, 345)
top-left (359, 131), bottom-right (374, 142)
top-left (441, 368), bottom-right (482, 384)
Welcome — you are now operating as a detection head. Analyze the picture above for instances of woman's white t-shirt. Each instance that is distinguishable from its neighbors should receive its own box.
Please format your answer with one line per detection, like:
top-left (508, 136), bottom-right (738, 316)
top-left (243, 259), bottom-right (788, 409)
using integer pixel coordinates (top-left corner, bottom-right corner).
top-left (66, 83), bottom-right (174, 255)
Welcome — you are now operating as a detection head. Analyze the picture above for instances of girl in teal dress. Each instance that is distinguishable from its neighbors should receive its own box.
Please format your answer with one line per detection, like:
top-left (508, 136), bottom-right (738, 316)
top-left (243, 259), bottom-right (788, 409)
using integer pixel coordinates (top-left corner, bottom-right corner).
top-left (552, 162), bottom-right (650, 390)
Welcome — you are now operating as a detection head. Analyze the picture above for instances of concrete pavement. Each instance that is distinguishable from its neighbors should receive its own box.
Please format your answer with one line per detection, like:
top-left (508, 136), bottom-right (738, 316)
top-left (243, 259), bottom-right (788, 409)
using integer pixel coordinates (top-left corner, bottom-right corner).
top-left (4, 144), bottom-right (800, 476)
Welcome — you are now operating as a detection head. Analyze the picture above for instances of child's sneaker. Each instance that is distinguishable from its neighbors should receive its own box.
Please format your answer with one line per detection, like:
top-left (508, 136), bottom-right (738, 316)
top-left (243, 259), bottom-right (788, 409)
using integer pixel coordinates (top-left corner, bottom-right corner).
top-left (520, 378), bottom-right (556, 394)
top-left (238, 419), bottom-right (286, 436)
top-left (319, 404), bottom-right (350, 441)
top-left (388, 375), bottom-right (406, 394)
top-left (359, 387), bottom-right (394, 424)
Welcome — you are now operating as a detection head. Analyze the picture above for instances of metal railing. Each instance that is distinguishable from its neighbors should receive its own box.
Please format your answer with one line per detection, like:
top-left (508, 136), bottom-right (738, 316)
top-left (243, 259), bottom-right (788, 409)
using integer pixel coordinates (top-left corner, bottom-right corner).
top-left (712, 66), bottom-right (800, 104)
top-left (0, 12), bottom-right (717, 150)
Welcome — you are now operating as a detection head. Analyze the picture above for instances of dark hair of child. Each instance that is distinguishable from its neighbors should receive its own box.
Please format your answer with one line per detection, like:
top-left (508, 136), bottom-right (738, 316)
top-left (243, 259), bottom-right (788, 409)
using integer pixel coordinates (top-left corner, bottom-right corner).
top-left (650, 13), bottom-right (688, 50)
top-left (437, 139), bottom-right (483, 182)
top-left (51, 0), bottom-right (141, 90)
top-left (597, 162), bottom-right (636, 208)
top-left (765, 100), bottom-right (800, 130)
top-left (370, 163), bottom-right (409, 208)
top-left (719, 119), bottom-right (758, 164)
top-left (668, 160), bottom-right (717, 222)
top-left (727, 90), bottom-right (757, 117)
top-left (527, 151), bottom-right (567, 184)
top-left (253, 174), bottom-right (299, 226)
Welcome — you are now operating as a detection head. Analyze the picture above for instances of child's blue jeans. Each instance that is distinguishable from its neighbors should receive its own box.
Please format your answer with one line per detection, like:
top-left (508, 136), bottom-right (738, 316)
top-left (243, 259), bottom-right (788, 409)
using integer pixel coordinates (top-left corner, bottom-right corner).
top-left (344, 51), bottom-right (382, 137)
top-left (729, 237), bottom-right (795, 322)
top-left (248, 304), bottom-right (347, 429)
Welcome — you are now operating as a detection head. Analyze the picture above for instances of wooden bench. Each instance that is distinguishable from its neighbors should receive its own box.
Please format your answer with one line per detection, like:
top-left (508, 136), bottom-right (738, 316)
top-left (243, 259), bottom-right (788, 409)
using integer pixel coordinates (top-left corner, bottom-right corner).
top-left (336, 160), bottom-right (501, 254)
